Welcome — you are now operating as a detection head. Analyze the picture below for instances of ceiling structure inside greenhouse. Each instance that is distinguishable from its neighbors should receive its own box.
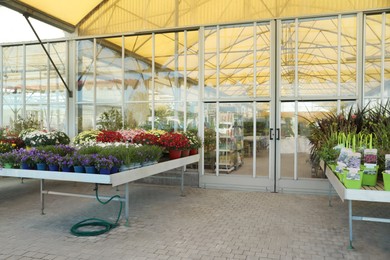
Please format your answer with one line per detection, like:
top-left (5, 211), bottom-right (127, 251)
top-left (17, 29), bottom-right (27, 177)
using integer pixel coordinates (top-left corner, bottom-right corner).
top-left (1, 0), bottom-right (389, 97)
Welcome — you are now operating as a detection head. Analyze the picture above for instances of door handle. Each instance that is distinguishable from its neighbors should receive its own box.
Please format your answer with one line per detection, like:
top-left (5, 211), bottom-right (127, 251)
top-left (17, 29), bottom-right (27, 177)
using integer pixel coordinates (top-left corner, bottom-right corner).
top-left (276, 128), bottom-right (280, 140)
top-left (269, 128), bottom-right (274, 140)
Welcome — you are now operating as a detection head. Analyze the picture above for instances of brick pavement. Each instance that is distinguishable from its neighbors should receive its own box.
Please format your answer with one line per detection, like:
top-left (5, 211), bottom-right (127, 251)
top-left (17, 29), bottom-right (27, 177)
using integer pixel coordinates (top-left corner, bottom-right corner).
top-left (0, 177), bottom-right (389, 260)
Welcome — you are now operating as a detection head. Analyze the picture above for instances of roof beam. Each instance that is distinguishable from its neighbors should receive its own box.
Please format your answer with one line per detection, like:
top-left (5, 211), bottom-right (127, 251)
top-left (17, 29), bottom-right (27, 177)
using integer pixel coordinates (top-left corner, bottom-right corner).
top-left (0, 0), bottom-right (75, 32)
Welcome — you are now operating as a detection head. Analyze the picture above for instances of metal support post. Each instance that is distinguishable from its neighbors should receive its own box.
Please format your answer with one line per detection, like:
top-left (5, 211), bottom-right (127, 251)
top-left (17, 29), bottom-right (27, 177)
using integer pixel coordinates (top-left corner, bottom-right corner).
top-left (328, 181), bottom-right (332, 207)
top-left (180, 166), bottom-right (185, 197)
top-left (125, 183), bottom-right (129, 226)
top-left (40, 179), bottom-right (45, 215)
top-left (348, 200), bottom-right (354, 249)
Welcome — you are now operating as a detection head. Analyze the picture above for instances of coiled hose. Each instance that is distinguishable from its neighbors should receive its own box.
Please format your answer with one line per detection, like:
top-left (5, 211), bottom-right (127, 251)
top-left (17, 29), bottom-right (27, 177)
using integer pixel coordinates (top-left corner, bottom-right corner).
top-left (70, 184), bottom-right (123, 236)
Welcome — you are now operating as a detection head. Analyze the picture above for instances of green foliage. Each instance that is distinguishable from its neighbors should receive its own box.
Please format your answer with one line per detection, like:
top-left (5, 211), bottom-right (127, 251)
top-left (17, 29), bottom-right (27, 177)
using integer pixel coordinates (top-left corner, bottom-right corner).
top-left (77, 145), bottom-right (103, 155)
top-left (11, 114), bottom-right (40, 134)
top-left (97, 108), bottom-right (123, 131)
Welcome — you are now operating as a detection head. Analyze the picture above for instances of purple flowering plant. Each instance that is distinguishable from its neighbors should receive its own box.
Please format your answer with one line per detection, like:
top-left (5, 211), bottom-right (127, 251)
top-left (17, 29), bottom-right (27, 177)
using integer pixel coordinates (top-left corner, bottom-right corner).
top-left (95, 157), bottom-right (114, 170)
top-left (46, 153), bottom-right (63, 166)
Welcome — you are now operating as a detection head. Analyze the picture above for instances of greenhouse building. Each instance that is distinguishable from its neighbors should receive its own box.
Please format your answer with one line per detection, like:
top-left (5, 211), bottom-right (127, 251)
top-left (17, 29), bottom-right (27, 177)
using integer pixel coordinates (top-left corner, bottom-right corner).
top-left (1, 0), bottom-right (390, 193)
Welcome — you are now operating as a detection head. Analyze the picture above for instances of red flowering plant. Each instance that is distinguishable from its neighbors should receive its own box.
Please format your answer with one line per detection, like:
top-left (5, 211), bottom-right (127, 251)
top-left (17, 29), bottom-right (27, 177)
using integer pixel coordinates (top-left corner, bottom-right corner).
top-left (158, 132), bottom-right (190, 151)
top-left (132, 132), bottom-right (160, 146)
top-left (96, 130), bottom-right (124, 143)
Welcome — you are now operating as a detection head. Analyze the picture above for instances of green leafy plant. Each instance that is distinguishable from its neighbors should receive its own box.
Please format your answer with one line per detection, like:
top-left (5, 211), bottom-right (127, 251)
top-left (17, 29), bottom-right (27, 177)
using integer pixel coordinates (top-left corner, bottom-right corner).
top-left (97, 108), bottom-right (123, 131)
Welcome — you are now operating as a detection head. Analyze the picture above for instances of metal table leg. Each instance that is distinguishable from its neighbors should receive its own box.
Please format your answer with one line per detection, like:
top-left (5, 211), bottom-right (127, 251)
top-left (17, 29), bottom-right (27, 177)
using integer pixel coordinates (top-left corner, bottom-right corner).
top-left (180, 166), bottom-right (185, 197)
top-left (40, 179), bottom-right (45, 215)
top-left (125, 182), bottom-right (129, 226)
top-left (328, 181), bottom-right (332, 207)
top-left (348, 200), bottom-right (354, 249)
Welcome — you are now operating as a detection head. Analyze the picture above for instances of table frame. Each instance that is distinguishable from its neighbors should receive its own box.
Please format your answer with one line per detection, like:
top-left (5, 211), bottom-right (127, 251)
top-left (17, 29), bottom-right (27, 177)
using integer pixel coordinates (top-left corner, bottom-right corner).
top-left (0, 154), bottom-right (200, 225)
top-left (324, 162), bottom-right (390, 249)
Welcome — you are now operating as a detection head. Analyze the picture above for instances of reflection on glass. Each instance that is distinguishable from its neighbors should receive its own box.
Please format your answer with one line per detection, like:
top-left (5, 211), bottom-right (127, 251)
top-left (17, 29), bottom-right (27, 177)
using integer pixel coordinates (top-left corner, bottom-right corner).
top-left (124, 35), bottom-right (152, 103)
top-left (204, 28), bottom-right (217, 99)
top-left (25, 45), bottom-right (48, 127)
top-left (256, 23), bottom-right (271, 97)
top-left (219, 26), bottom-right (254, 99)
top-left (186, 102), bottom-right (199, 131)
top-left (77, 40), bottom-right (94, 103)
top-left (154, 102), bottom-right (184, 131)
top-left (204, 103), bottom-right (217, 174)
top-left (126, 102), bottom-right (151, 129)
top-left (365, 14), bottom-right (382, 98)
top-left (340, 15), bottom-right (357, 96)
top-left (96, 38), bottom-right (122, 103)
top-left (155, 32), bottom-right (184, 102)
top-left (49, 42), bottom-right (67, 131)
top-left (77, 104), bottom-right (93, 132)
top-left (280, 102), bottom-right (338, 179)
top-left (2, 46), bottom-right (23, 127)
top-left (255, 103), bottom-right (270, 177)
top-left (186, 31), bottom-right (199, 101)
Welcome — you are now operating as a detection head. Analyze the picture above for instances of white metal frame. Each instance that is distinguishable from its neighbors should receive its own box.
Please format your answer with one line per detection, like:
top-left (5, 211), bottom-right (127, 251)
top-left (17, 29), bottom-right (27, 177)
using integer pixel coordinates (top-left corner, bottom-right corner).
top-left (325, 163), bottom-right (390, 249)
top-left (0, 155), bottom-right (200, 225)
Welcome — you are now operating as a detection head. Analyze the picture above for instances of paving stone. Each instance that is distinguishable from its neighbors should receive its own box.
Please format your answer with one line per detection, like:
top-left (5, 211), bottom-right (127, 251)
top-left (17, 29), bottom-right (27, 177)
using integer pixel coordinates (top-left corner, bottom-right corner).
top-left (0, 178), bottom-right (389, 260)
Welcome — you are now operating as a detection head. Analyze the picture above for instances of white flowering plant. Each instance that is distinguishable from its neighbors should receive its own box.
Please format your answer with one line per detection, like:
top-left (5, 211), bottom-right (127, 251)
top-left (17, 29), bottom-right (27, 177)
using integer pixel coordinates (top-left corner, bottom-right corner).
top-left (20, 130), bottom-right (70, 147)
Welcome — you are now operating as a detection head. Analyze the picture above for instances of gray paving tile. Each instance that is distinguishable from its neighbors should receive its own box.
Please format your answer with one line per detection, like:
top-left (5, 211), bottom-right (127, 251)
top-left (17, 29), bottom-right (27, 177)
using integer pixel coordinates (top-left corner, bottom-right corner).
top-left (0, 177), bottom-right (389, 260)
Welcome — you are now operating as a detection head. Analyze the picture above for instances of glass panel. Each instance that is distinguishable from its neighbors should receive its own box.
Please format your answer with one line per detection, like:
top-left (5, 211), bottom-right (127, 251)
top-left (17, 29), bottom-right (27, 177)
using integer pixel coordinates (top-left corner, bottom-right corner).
top-left (25, 44), bottom-right (47, 127)
top-left (255, 103), bottom-right (270, 177)
top-left (204, 103), bottom-right (217, 174)
top-left (187, 31), bottom-right (199, 101)
top-left (365, 14), bottom-right (382, 98)
top-left (386, 13), bottom-right (390, 98)
top-left (186, 101), bottom-right (199, 131)
top-left (281, 20), bottom-right (296, 97)
top-left (154, 33), bottom-right (184, 102)
top-left (2, 46), bottom-right (23, 127)
top-left (204, 28), bottom-right (217, 99)
top-left (154, 102), bottom-right (184, 131)
top-left (340, 15), bottom-right (357, 96)
top-left (216, 103), bottom-right (249, 174)
top-left (127, 102), bottom-right (151, 129)
top-left (96, 105), bottom-right (122, 130)
top-left (25, 105), bottom-right (45, 130)
top-left (124, 35), bottom-right (152, 103)
top-left (49, 42), bottom-right (67, 131)
top-left (77, 104), bottom-right (93, 133)
top-left (3, 105), bottom-right (22, 128)
top-left (256, 23), bottom-right (271, 97)
top-left (280, 102), bottom-right (296, 179)
top-left (281, 101), bottom-right (339, 179)
top-left (96, 38), bottom-right (122, 103)
top-left (219, 25), bottom-right (254, 99)
top-left (77, 40), bottom-right (94, 103)
top-left (298, 18), bottom-right (338, 96)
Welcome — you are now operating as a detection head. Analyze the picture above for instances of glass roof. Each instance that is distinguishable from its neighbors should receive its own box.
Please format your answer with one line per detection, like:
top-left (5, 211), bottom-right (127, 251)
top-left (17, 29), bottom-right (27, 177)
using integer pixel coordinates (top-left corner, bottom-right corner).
top-left (2, 0), bottom-right (389, 35)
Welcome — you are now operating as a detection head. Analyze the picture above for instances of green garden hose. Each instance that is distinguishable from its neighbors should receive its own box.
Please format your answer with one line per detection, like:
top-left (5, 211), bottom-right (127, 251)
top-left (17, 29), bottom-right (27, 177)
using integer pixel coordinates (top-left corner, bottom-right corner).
top-left (70, 185), bottom-right (123, 236)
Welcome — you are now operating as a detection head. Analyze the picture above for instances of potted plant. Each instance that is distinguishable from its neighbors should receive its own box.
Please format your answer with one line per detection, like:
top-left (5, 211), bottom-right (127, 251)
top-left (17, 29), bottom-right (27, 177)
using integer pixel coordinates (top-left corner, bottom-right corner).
top-left (46, 153), bottom-right (63, 171)
top-left (158, 132), bottom-right (189, 159)
top-left (59, 154), bottom-right (75, 172)
top-left (20, 130), bottom-right (50, 148)
top-left (29, 149), bottom-right (48, 170)
top-left (81, 154), bottom-right (99, 174)
top-left (95, 156), bottom-right (114, 174)
top-left (184, 131), bottom-right (202, 155)
top-left (142, 145), bottom-right (163, 165)
top-left (73, 130), bottom-right (102, 145)
top-left (96, 130), bottom-right (124, 143)
top-left (132, 132), bottom-right (160, 146)
top-left (0, 150), bottom-right (17, 168)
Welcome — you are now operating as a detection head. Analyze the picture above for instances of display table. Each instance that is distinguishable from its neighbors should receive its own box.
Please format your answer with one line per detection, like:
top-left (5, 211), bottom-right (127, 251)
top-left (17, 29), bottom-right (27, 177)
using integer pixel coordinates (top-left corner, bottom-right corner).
top-left (324, 162), bottom-right (390, 249)
top-left (0, 154), bottom-right (200, 224)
